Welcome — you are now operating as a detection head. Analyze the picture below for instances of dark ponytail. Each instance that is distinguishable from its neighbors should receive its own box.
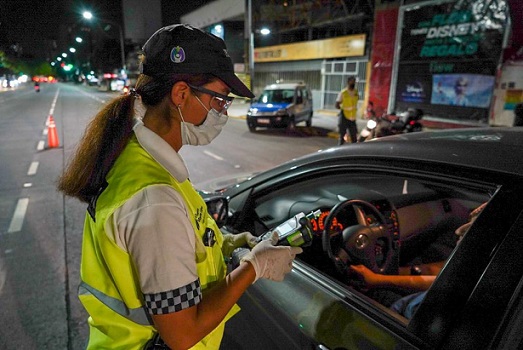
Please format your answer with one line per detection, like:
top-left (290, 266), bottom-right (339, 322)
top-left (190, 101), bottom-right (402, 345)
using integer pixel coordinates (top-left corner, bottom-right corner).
top-left (57, 73), bottom-right (215, 203)
top-left (57, 93), bottom-right (136, 203)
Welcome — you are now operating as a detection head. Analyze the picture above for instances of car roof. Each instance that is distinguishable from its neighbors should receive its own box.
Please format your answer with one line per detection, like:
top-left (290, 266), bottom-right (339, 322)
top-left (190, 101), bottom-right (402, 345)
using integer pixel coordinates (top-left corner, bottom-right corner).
top-left (303, 127), bottom-right (523, 176)
top-left (264, 82), bottom-right (306, 90)
top-left (211, 127), bottom-right (523, 195)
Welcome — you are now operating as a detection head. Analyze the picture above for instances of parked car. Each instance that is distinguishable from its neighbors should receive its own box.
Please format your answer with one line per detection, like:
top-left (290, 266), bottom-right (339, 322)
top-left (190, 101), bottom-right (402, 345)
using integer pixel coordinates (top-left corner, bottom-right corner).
top-left (247, 81), bottom-right (313, 132)
top-left (200, 127), bottom-right (523, 350)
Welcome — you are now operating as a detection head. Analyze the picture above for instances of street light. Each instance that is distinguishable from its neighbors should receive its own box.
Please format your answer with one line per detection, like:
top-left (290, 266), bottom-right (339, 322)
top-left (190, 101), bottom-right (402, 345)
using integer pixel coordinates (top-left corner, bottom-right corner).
top-left (82, 11), bottom-right (92, 20)
top-left (82, 11), bottom-right (126, 72)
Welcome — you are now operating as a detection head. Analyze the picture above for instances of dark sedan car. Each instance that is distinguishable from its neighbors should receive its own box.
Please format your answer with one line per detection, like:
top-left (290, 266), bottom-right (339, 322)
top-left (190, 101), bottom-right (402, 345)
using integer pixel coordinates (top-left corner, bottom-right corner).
top-left (202, 127), bottom-right (523, 350)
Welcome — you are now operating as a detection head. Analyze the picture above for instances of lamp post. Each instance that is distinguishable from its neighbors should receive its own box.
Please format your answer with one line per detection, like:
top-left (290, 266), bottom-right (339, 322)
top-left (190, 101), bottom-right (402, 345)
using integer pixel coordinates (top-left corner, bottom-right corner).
top-left (83, 11), bottom-right (126, 72)
top-left (245, 1), bottom-right (270, 96)
top-left (246, 0), bottom-right (254, 94)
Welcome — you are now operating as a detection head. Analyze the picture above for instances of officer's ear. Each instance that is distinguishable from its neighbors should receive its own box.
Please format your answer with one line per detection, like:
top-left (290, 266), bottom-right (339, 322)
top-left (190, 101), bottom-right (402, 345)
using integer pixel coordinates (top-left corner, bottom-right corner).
top-left (170, 81), bottom-right (190, 107)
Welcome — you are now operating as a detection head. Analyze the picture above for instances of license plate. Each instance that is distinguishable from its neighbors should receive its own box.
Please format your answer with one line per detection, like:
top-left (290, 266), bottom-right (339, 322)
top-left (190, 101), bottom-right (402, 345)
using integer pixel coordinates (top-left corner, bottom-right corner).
top-left (258, 118), bottom-right (270, 124)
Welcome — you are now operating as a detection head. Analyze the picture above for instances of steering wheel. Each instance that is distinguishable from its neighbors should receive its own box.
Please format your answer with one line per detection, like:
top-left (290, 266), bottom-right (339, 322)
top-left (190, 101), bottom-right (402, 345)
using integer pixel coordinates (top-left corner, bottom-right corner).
top-left (322, 199), bottom-right (398, 275)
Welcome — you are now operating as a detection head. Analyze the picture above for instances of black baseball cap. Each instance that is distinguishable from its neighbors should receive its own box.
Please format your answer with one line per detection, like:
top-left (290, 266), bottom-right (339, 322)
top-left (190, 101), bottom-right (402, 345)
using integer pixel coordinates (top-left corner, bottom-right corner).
top-left (140, 24), bottom-right (254, 98)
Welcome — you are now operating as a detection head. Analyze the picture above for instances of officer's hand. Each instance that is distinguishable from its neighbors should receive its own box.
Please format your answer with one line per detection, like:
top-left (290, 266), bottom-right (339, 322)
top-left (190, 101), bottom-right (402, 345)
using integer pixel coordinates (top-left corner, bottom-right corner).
top-left (241, 232), bottom-right (302, 283)
top-left (222, 232), bottom-right (258, 257)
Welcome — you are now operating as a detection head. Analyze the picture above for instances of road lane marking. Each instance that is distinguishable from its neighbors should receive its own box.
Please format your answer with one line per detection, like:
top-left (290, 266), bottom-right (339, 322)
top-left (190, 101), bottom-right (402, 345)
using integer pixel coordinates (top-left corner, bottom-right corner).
top-left (203, 150), bottom-right (224, 161)
top-left (49, 89), bottom-right (59, 115)
top-left (37, 140), bottom-right (45, 151)
top-left (27, 161), bottom-right (39, 175)
top-left (8, 198), bottom-right (29, 233)
top-left (23, 183), bottom-right (32, 188)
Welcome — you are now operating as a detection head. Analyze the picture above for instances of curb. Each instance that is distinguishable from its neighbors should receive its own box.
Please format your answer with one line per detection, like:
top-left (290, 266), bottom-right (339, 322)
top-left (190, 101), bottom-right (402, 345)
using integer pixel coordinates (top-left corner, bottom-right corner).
top-left (316, 109), bottom-right (340, 117)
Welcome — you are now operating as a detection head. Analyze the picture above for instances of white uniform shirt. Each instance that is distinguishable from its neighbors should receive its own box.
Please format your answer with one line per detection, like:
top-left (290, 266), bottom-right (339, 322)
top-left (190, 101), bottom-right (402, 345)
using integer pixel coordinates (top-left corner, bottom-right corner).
top-left (106, 120), bottom-right (198, 295)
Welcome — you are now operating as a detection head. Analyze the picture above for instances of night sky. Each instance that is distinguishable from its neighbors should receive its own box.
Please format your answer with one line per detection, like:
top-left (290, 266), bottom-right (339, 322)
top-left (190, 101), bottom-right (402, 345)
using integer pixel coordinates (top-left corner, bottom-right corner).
top-left (0, 0), bottom-right (67, 60)
top-left (0, 0), bottom-right (213, 62)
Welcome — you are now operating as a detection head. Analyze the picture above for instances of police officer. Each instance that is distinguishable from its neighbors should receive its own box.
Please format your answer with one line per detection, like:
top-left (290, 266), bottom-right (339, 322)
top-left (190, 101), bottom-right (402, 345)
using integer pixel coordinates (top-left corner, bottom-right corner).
top-left (335, 76), bottom-right (359, 144)
top-left (58, 24), bottom-right (302, 350)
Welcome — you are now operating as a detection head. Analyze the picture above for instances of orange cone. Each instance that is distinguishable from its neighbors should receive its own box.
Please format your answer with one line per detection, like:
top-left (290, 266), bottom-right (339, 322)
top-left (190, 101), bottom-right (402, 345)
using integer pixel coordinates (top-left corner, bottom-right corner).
top-left (47, 116), bottom-right (59, 148)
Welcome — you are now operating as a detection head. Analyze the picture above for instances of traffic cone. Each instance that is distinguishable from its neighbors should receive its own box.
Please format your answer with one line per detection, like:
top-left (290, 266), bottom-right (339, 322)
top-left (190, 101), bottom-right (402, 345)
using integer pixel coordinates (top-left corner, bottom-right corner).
top-left (47, 115), bottom-right (59, 148)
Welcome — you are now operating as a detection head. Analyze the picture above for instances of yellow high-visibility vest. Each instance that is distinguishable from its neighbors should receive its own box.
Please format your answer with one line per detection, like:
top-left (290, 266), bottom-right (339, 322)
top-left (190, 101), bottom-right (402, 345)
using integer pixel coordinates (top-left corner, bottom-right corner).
top-left (340, 88), bottom-right (359, 120)
top-left (80, 135), bottom-right (239, 349)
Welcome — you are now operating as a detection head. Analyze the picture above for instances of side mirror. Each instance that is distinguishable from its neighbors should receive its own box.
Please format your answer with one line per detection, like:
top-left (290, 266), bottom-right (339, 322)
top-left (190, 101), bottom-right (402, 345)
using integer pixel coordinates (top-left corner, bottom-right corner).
top-left (205, 196), bottom-right (229, 228)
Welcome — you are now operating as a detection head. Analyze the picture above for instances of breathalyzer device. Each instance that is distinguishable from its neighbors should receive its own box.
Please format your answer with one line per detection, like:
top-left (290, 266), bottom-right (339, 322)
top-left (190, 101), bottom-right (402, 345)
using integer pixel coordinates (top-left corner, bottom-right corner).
top-left (257, 210), bottom-right (321, 247)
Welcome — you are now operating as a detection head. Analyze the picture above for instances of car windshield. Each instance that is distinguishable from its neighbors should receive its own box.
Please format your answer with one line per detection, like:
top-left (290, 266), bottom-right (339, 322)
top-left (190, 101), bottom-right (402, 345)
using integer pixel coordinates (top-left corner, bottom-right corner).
top-left (258, 89), bottom-right (294, 104)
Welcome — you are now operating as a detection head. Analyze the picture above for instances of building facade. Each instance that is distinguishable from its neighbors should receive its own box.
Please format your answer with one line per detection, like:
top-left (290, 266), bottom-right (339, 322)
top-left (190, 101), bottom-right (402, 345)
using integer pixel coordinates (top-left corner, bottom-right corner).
top-left (181, 0), bottom-right (519, 126)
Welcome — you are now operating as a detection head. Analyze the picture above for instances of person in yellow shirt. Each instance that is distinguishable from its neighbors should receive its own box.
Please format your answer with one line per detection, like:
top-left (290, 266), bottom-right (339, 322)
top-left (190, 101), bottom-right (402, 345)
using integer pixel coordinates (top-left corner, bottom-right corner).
top-left (335, 76), bottom-right (359, 144)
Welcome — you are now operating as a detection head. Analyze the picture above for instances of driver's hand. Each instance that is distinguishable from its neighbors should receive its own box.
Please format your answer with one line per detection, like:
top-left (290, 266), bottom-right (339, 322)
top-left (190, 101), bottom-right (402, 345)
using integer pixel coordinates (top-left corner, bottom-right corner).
top-left (348, 265), bottom-right (382, 290)
top-left (222, 232), bottom-right (258, 257)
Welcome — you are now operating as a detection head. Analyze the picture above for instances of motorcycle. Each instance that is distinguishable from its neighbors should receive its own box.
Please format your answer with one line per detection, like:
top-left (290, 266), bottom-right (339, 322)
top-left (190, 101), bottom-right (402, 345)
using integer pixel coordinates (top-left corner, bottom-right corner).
top-left (358, 108), bottom-right (423, 142)
top-left (34, 82), bottom-right (40, 92)
top-left (358, 114), bottom-right (380, 142)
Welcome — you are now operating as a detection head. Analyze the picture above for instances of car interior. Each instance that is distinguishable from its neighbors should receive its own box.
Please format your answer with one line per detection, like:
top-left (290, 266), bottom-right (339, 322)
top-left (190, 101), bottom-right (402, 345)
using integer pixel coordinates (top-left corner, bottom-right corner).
top-left (225, 170), bottom-right (494, 321)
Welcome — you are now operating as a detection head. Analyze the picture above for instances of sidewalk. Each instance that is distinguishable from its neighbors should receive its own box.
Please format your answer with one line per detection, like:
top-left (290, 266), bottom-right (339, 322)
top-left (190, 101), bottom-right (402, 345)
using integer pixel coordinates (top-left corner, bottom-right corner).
top-left (227, 101), bottom-right (368, 139)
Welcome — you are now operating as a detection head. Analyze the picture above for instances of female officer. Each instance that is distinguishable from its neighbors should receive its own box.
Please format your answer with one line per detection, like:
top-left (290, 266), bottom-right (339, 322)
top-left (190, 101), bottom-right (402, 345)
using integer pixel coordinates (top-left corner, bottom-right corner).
top-left (58, 24), bottom-right (301, 350)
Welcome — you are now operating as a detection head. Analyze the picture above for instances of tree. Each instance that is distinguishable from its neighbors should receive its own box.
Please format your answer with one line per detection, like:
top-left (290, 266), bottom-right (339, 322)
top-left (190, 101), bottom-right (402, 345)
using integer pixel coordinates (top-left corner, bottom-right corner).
top-left (0, 50), bottom-right (55, 77)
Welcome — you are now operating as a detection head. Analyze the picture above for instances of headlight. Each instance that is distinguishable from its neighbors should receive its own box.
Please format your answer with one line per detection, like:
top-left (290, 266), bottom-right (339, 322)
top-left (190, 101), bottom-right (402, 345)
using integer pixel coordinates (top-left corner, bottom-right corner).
top-left (367, 119), bottom-right (377, 129)
top-left (249, 108), bottom-right (258, 115)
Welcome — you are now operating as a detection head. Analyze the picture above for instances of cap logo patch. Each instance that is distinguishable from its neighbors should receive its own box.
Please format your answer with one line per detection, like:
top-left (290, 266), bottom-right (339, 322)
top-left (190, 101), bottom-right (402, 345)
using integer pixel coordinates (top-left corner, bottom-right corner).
top-left (170, 46), bottom-right (186, 63)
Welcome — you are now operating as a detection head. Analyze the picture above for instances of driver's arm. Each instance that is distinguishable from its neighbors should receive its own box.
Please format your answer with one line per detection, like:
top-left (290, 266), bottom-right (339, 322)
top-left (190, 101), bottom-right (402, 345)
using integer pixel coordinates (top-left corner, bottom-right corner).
top-left (398, 261), bottom-right (445, 276)
top-left (350, 265), bottom-right (436, 292)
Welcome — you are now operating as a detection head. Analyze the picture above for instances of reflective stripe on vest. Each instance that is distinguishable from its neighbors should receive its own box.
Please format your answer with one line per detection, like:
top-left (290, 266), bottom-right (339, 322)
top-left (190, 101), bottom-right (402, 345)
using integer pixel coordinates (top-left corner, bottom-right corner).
top-left (79, 281), bottom-right (152, 326)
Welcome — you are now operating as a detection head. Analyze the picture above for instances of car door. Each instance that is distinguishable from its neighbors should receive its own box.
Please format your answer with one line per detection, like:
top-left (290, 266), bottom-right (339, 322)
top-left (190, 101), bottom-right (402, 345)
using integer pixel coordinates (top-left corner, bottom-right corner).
top-left (220, 161), bottom-right (504, 349)
top-left (302, 87), bottom-right (312, 116)
top-left (293, 87), bottom-right (305, 122)
top-left (408, 182), bottom-right (523, 349)
top-left (222, 261), bottom-right (421, 350)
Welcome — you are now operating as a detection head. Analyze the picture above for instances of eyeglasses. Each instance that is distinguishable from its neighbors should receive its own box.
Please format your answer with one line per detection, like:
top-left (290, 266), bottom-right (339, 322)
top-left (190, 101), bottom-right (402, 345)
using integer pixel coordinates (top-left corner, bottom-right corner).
top-left (188, 84), bottom-right (234, 113)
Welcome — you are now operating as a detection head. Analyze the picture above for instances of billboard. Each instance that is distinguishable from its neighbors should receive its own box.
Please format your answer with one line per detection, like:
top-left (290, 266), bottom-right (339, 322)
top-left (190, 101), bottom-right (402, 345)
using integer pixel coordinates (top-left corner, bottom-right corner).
top-left (254, 34), bottom-right (366, 63)
top-left (431, 74), bottom-right (495, 108)
top-left (394, 0), bottom-right (508, 123)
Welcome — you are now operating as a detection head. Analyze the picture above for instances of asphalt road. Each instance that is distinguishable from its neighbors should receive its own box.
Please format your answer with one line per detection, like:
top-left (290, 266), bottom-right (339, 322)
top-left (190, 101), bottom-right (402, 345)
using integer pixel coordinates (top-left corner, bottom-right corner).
top-left (0, 82), bottom-right (340, 349)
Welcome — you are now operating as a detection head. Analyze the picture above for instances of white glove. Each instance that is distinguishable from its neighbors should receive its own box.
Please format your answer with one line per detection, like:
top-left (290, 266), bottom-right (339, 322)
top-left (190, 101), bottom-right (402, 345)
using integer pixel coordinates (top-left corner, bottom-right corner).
top-left (241, 232), bottom-right (303, 283)
top-left (222, 231), bottom-right (258, 257)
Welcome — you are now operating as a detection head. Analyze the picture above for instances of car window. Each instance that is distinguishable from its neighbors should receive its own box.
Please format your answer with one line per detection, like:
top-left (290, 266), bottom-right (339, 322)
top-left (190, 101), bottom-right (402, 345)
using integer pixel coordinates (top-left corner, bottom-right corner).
top-left (258, 89), bottom-right (294, 104)
top-left (304, 88), bottom-right (310, 101)
top-left (282, 89), bottom-right (294, 103)
top-left (296, 88), bottom-right (303, 104)
top-left (248, 171), bottom-right (493, 323)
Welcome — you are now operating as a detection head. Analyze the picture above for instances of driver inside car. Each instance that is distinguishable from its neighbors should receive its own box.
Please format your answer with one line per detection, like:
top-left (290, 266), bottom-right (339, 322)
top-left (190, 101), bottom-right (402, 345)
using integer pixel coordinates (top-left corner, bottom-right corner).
top-left (348, 202), bottom-right (487, 319)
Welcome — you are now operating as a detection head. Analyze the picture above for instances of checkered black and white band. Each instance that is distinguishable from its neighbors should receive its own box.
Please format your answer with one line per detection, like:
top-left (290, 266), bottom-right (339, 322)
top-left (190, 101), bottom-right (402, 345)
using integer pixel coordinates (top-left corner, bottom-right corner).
top-left (144, 279), bottom-right (202, 315)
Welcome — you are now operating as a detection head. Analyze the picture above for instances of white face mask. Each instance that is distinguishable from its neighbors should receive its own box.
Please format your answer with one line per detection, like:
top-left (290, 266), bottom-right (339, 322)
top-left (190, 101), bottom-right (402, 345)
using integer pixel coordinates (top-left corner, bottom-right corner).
top-left (178, 97), bottom-right (228, 146)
